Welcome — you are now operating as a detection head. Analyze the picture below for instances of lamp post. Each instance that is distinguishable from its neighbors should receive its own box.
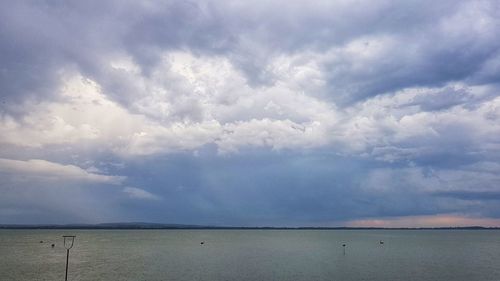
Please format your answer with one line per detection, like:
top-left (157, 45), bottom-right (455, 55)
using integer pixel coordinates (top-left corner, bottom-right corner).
top-left (62, 235), bottom-right (76, 281)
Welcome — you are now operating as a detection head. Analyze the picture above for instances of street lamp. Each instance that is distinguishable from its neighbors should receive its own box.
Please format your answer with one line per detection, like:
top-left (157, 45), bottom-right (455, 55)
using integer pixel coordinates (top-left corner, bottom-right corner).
top-left (62, 235), bottom-right (76, 281)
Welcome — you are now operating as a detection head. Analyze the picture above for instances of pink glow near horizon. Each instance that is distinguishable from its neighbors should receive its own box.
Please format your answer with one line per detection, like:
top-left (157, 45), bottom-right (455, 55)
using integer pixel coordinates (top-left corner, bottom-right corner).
top-left (346, 215), bottom-right (500, 228)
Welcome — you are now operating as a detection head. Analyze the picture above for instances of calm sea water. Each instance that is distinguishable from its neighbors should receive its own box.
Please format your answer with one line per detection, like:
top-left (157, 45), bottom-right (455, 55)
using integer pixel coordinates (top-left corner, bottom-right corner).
top-left (1, 229), bottom-right (500, 281)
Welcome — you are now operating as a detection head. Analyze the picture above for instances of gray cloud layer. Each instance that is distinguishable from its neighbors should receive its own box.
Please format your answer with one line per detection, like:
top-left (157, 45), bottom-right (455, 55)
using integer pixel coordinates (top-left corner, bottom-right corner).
top-left (3, 1), bottom-right (499, 107)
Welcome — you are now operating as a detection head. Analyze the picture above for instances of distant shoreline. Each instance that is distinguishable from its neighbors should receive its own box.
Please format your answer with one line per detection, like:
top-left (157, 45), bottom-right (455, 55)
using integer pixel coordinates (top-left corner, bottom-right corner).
top-left (1, 223), bottom-right (499, 230)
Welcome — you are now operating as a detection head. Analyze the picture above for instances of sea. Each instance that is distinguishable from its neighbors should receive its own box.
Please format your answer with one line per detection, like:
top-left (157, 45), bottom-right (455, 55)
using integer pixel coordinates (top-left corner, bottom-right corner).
top-left (1, 229), bottom-right (500, 281)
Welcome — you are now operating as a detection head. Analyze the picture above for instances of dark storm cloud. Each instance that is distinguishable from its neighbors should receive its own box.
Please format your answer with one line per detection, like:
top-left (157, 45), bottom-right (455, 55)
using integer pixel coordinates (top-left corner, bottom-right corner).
top-left (401, 87), bottom-right (477, 111)
top-left (2, 0), bottom-right (499, 110)
top-left (112, 152), bottom-right (380, 225)
top-left (0, 0), bottom-right (235, 111)
top-left (95, 151), bottom-right (494, 226)
top-left (0, 1), bottom-right (65, 110)
top-left (432, 190), bottom-right (500, 201)
top-left (101, 0), bottom-right (500, 104)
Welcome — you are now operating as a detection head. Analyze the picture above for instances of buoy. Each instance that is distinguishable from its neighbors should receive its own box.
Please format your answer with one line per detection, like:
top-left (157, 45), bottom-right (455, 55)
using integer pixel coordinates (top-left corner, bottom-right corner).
top-left (200, 241), bottom-right (205, 245)
top-left (39, 241), bottom-right (43, 243)
top-left (379, 240), bottom-right (384, 245)
top-left (51, 244), bottom-right (55, 248)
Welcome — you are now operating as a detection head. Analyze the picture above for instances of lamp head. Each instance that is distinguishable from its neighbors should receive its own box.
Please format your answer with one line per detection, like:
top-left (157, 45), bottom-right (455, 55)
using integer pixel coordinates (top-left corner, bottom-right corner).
top-left (62, 235), bottom-right (76, 250)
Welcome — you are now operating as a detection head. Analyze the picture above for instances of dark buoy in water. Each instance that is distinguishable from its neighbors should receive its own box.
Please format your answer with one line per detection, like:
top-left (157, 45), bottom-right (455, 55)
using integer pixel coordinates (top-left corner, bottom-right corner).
top-left (200, 241), bottom-right (205, 245)
top-left (39, 241), bottom-right (43, 243)
top-left (51, 244), bottom-right (55, 248)
top-left (379, 240), bottom-right (384, 245)
top-left (342, 244), bottom-right (346, 255)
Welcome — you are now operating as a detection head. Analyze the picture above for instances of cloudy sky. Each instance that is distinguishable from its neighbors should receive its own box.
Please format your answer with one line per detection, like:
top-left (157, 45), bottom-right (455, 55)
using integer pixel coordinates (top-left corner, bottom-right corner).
top-left (1, 0), bottom-right (500, 227)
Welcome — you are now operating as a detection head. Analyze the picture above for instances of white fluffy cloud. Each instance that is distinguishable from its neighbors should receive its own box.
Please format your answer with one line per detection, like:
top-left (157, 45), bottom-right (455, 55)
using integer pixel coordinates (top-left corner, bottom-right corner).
top-left (1, 61), bottom-right (499, 162)
top-left (0, 158), bottom-right (123, 184)
top-left (336, 84), bottom-right (500, 161)
top-left (123, 187), bottom-right (161, 200)
top-left (0, 51), bottom-right (340, 156)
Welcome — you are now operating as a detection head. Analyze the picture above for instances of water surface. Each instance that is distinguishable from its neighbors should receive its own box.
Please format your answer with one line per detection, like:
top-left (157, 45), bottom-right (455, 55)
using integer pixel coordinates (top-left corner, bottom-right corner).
top-left (1, 229), bottom-right (499, 281)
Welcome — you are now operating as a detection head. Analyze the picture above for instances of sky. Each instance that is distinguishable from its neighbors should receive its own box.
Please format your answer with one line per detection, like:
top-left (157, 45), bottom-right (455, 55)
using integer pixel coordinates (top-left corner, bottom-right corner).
top-left (1, 0), bottom-right (500, 227)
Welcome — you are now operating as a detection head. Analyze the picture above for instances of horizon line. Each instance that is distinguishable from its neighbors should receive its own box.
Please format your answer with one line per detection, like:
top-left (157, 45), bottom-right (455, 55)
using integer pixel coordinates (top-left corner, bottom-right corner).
top-left (1, 222), bottom-right (499, 230)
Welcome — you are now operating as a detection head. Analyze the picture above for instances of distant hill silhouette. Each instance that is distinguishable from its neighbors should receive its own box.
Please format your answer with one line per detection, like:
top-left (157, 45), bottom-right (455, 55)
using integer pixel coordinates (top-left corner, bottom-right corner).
top-left (0, 222), bottom-right (498, 230)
